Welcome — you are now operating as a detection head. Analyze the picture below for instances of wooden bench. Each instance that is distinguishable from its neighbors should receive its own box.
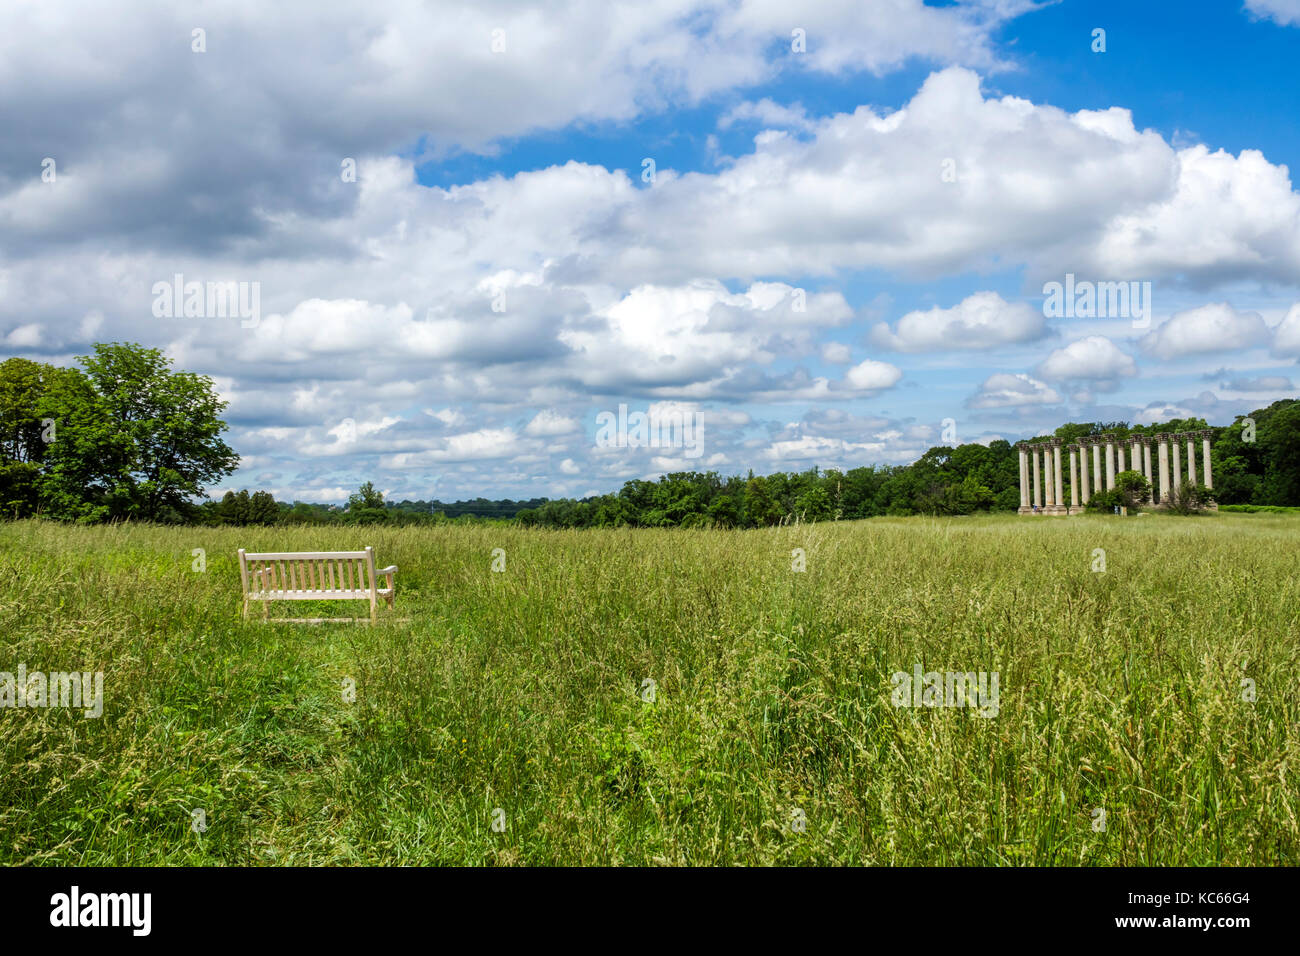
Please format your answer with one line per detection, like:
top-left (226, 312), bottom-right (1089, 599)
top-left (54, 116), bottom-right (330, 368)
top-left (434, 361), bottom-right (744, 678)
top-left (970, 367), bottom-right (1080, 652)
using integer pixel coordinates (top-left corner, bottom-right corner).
top-left (238, 547), bottom-right (397, 623)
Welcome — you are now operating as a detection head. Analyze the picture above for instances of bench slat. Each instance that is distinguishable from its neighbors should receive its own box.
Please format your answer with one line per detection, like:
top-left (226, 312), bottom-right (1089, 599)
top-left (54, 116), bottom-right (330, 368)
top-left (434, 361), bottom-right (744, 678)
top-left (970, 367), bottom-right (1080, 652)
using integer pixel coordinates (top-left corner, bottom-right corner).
top-left (244, 551), bottom-right (370, 561)
top-left (250, 590), bottom-right (373, 601)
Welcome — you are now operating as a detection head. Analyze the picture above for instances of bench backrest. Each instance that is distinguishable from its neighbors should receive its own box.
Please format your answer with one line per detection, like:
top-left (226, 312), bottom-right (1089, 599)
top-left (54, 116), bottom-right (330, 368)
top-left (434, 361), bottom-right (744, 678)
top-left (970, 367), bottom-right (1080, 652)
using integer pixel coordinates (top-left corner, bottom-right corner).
top-left (238, 548), bottom-right (378, 598)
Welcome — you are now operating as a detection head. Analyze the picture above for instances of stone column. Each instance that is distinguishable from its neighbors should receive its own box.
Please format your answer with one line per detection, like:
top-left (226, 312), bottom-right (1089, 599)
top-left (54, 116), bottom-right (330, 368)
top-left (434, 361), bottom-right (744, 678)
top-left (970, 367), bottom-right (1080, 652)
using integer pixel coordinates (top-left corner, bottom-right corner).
top-left (1172, 438), bottom-right (1182, 491)
top-left (1017, 444), bottom-right (1029, 512)
top-left (1186, 436), bottom-right (1196, 486)
top-left (1105, 436), bottom-right (1116, 490)
top-left (1043, 445), bottom-right (1051, 508)
top-left (1142, 439), bottom-right (1153, 502)
top-left (1202, 431), bottom-right (1213, 489)
top-left (1053, 441), bottom-right (1064, 513)
top-left (1092, 442), bottom-right (1102, 498)
top-left (1080, 440), bottom-right (1091, 504)
top-left (1117, 443), bottom-right (1126, 474)
top-left (1069, 447), bottom-right (1079, 512)
top-left (1157, 433), bottom-right (1170, 503)
top-left (1033, 446), bottom-right (1042, 509)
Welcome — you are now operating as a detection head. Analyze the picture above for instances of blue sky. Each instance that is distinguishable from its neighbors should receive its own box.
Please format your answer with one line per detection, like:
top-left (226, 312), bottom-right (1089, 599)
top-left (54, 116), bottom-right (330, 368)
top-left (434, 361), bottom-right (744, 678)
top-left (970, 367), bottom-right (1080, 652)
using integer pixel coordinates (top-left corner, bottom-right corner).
top-left (3, 0), bottom-right (1299, 503)
top-left (422, 0), bottom-right (1300, 186)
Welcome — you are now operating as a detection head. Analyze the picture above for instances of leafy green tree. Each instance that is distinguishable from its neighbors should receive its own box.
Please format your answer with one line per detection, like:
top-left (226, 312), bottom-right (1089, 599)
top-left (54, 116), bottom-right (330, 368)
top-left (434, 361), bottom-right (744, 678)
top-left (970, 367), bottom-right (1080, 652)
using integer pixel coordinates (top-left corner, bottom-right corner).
top-left (39, 343), bottom-right (238, 522)
top-left (765, 471), bottom-right (795, 515)
top-left (0, 460), bottom-right (40, 518)
top-left (951, 474), bottom-right (996, 513)
top-left (743, 475), bottom-right (781, 526)
top-left (647, 473), bottom-right (705, 526)
top-left (1258, 402), bottom-right (1300, 505)
top-left (707, 493), bottom-right (741, 528)
top-left (338, 486), bottom-right (382, 522)
top-left (345, 481), bottom-right (388, 523)
top-left (348, 481), bottom-right (384, 510)
top-left (212, 488), bottom-right (278, 525)
top-left (0, 358), bottom-right (54, 517)
top-left (216, 490), bottom-right (248, 524)
top-left (840, 465), bottom-right (888, 518)
top-left (1113, 470), bottom-right (1151, 510)
top-left (794, 484), bottom-right (833, 521)
top-left (248, 490), bottom-right (279, 525)
top-left (0, 357), bottom-right (56, 464)
top-left (1211, 402), bottom-right (1296, 505)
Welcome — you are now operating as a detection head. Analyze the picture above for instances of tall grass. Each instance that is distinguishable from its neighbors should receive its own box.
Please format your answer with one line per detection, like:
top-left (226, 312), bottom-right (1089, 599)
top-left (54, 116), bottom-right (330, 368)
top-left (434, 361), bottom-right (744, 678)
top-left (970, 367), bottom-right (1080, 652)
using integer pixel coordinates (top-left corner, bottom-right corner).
top-left (1, 513), bottom-right (1296, 865)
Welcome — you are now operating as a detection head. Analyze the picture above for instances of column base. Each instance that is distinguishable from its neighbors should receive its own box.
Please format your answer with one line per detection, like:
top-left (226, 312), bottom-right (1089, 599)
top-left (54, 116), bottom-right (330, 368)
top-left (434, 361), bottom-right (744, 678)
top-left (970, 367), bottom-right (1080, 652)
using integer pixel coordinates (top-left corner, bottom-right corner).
top-left (1020, 505), bottom-right (1086, 516)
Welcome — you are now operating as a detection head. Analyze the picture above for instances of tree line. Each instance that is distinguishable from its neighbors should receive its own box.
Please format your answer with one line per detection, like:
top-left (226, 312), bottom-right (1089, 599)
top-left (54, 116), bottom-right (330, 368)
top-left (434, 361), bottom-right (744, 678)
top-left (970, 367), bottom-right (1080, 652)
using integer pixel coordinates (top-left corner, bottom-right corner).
top-left (513, 403), bottom-right (1300, 528)
top-left (3, 344), bottom-right (1298, 527)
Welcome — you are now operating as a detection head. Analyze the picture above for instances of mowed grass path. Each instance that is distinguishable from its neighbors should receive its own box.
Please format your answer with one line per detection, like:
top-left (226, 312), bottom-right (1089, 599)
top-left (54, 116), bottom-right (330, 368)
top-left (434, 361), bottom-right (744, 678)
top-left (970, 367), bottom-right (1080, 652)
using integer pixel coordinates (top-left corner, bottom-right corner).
top-left (1, 514), bottom-right (1297, 865)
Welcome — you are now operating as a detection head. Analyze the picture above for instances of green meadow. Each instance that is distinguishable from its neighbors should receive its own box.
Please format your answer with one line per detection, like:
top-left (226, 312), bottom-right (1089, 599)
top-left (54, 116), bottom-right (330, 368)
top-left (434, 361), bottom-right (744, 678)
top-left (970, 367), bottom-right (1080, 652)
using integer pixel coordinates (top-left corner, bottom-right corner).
top-left (1, 513), bottom-right (1297, 865)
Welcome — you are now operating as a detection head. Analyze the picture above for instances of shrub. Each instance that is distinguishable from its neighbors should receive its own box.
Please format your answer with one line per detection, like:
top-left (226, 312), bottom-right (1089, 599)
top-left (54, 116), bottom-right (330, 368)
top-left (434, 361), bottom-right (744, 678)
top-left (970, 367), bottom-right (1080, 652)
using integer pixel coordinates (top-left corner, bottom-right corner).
top-left (1086, 489), bottom-right (1122, 512)
top-left (1164, 482), bottom-right (1215, 515)
top-left (1113, 469), bottom-right (1151, 510)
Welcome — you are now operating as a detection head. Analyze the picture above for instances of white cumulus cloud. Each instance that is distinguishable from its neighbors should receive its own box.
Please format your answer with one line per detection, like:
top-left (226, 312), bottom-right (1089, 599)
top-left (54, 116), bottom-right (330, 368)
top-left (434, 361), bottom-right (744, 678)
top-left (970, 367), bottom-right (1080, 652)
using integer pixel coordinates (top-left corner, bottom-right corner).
top-left (871, 291), bottom-right (1046, 352)
top-left (968, 373), bottom-right (1062, 408)
top-left (1036, 336), bottom-right (1137, 383)
top-left (1140, 303), bottom-right (1272, 359)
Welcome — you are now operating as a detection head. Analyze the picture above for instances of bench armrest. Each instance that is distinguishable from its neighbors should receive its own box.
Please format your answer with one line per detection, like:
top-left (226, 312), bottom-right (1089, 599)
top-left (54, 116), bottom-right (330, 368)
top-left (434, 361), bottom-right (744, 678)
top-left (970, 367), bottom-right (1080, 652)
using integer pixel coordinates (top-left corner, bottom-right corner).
top-left (376, 565), bottom-right (398, 576)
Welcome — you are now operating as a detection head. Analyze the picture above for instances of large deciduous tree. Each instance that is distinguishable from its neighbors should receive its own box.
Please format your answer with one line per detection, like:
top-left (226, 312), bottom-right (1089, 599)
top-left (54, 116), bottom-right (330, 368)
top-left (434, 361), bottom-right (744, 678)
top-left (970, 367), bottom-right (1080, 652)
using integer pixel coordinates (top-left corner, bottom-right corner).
top-left (40, 343), bottom-right (238, 522)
